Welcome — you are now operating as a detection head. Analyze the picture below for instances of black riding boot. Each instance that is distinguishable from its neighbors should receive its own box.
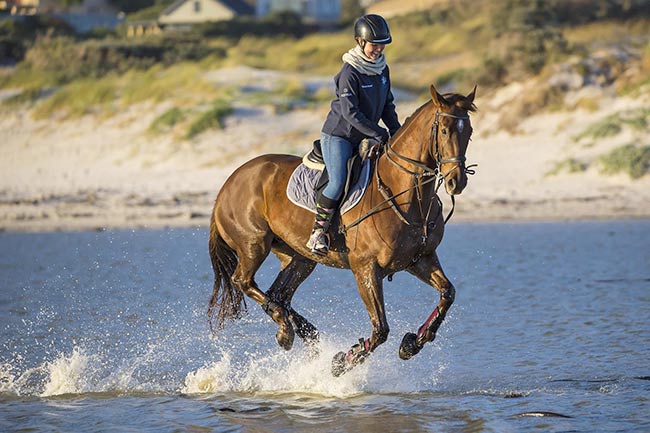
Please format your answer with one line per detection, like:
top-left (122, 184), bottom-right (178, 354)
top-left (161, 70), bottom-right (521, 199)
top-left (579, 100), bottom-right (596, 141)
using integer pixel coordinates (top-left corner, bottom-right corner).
top-left (306, 195), bottom-right (339, 255)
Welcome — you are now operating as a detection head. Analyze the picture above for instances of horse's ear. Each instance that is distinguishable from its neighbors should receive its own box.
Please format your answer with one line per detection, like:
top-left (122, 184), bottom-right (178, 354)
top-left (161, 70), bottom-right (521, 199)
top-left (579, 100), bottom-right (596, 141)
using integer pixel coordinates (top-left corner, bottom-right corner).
top-left (466, 84), bottom-right (477, 103)
top-left (430, 84), bottom-right (446, 108)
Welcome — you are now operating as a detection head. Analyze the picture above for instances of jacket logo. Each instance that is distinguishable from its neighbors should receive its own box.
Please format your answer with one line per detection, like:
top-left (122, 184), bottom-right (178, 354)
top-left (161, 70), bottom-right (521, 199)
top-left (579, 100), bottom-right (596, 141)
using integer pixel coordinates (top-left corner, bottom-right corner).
top-left (381, 76), bottom-right (388, 86)
top-left (361, 84), bottom-right (373, 89)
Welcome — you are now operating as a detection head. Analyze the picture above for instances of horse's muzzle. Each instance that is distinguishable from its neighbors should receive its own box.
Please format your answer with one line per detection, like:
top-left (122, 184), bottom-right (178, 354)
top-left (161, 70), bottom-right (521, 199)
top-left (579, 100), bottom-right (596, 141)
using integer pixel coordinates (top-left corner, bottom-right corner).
top-left (445, 173), bottom-right (467, 195)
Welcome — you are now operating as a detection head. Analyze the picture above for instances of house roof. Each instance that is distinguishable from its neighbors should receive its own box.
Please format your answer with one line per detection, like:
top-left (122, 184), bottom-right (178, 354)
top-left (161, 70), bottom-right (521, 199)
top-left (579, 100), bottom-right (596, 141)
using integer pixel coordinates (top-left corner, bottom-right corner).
top-left (162, 0), bottom-right (253, 17)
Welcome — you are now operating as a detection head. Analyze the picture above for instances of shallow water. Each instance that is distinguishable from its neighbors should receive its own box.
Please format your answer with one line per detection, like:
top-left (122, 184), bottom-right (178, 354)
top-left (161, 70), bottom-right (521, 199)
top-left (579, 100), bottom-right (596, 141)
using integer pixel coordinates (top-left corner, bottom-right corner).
top-left (1, 220), bottom-right (649, 432)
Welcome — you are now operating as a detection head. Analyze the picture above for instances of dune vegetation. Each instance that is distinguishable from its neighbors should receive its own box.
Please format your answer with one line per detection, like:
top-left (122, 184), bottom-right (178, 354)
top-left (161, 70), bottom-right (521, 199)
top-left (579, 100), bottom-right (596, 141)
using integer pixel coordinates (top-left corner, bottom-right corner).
top-left (1, 0), bottom-right (650, 149)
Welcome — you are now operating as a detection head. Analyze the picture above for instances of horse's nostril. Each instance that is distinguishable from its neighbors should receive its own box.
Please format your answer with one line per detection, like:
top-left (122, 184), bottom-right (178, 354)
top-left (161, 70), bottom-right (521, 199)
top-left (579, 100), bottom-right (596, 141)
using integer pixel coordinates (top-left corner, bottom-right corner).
top-left (447, 178), bottom-right (456, 190)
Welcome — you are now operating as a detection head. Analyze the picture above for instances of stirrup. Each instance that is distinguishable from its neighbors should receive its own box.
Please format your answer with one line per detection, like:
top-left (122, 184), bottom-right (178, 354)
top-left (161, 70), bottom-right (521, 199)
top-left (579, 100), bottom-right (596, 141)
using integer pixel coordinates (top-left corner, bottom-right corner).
top-left (307, 229), bottom-right (329, 255)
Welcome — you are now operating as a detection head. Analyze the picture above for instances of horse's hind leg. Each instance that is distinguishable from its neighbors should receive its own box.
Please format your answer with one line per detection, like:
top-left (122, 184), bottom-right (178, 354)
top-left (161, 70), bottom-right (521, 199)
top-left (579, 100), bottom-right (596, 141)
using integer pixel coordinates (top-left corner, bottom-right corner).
top-left (230, 234), bottom-right (296, 351)
top-left (401, 252), bottom-right (455, 360)
top-left (267, 249), bottom-right (319, 345)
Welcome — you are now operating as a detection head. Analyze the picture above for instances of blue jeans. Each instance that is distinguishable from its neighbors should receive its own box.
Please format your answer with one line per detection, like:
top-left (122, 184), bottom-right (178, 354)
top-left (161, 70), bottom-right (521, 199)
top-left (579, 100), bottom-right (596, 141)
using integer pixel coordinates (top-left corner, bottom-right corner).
top-left (321, 133), bottom-right (353, 201)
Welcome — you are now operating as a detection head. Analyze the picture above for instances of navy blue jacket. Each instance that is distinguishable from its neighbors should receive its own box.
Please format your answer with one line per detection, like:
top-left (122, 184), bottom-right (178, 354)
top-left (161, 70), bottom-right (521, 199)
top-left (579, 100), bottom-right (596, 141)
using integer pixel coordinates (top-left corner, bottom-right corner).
top-left (322, 63), bottom-right (400, 146)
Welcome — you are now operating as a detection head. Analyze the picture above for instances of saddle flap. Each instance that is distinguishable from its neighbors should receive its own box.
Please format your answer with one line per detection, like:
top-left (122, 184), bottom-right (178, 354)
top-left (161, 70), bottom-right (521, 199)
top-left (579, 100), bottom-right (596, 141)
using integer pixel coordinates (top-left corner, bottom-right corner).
top-left (286, 159), bottom-right (372, 216)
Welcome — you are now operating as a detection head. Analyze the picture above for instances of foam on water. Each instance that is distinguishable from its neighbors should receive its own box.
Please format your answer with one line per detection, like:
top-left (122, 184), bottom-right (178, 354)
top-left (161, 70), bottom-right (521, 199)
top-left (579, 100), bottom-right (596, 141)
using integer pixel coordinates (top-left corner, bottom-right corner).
top-left (182, 339), bottom-right (370, 398)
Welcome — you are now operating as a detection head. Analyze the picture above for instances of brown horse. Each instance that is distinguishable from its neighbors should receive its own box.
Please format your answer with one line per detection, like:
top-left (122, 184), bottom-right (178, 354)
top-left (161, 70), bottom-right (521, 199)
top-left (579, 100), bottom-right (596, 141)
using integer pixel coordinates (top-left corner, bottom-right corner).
top-left (208, 84), bottom-right (477, 376)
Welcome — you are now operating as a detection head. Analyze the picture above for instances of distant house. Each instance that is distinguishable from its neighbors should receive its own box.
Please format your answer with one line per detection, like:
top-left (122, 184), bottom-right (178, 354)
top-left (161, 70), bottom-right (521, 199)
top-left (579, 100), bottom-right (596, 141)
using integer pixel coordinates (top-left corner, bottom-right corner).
top-left (126, 0), bottom-right (339, 37)
top-left (0, 0), bottom-right (39, 15)
top-left (159, 0), bottom-right (254, 27)
top-left (256, 0), bottom-right (340, 23)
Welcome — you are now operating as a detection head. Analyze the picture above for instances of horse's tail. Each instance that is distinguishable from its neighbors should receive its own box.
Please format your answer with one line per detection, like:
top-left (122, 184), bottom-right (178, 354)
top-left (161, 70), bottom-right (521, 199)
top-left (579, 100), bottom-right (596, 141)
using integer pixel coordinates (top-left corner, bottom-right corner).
top-left (207, 214), bottom-right (246, 332)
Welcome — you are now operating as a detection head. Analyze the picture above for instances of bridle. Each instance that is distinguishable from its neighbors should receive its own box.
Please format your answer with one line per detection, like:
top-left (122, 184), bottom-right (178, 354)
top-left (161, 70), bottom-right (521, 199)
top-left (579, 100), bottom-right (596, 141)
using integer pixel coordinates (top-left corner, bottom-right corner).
top-left (340, 109), bottom-right (475, 249)
top-left (386, 111), bottom-right (470, 179)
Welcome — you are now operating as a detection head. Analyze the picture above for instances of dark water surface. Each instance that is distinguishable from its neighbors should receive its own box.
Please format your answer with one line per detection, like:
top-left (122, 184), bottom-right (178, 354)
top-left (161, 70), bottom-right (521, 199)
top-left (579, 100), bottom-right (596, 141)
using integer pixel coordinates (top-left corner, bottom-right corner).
top-left (1, 220), bottom-right (649, 432)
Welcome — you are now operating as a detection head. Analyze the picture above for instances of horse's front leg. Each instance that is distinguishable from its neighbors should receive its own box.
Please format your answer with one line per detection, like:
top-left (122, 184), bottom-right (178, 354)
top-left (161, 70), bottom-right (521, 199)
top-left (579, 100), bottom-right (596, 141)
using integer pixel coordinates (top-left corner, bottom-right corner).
top-left (400, 253), bottom-right (455, 360)
top-left (332, 263), bottom-right (389, 376)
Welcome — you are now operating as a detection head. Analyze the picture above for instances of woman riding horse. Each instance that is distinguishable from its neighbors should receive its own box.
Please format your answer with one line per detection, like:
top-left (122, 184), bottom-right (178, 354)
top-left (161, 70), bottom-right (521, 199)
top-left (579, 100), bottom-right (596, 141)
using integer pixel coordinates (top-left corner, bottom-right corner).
top-left (307, 14), bottom-right (401, 255)
top-left (208, 20), bottom-right (477, 374)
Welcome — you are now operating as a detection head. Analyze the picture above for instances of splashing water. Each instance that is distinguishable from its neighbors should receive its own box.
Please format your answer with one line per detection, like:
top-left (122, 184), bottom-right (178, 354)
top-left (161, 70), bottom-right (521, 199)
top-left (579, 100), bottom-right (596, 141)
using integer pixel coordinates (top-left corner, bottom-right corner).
top-left (181, 340), bottom-right (370, 398)
top-left (41, 348), bottom-right (93, 397)
top-left (0, 340), bottom-right (433, 400)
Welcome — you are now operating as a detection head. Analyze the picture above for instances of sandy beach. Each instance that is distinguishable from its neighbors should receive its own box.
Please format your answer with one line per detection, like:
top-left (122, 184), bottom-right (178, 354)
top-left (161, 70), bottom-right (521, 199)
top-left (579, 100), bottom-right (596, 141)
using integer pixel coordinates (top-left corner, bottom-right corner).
top-left (1, 66), bottom-right (649, 232)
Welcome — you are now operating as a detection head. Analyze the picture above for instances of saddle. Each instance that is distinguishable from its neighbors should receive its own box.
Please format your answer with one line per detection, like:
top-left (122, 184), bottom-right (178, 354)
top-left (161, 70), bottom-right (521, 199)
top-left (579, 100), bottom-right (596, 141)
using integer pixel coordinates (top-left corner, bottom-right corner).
top-left (286, 138), bottom-right (380, 216)
top-left (304, 139), bottom-right (364, 197)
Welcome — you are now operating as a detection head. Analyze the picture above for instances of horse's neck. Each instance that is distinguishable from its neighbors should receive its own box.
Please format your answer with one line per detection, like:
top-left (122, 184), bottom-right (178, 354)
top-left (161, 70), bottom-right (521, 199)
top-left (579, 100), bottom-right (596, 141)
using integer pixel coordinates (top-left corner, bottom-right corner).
top-left (380, 105), bottom-right (436, 191)
top-left (372, 107), bottom-right (440, 212)
top-left (391, 104), bottom-right (434, 166)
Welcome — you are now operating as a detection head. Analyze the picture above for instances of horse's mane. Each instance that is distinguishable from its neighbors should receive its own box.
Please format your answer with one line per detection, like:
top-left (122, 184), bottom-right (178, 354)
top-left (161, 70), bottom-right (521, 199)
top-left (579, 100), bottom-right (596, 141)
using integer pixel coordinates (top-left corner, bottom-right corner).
top-left (391, 92), bottom-right (476, 143)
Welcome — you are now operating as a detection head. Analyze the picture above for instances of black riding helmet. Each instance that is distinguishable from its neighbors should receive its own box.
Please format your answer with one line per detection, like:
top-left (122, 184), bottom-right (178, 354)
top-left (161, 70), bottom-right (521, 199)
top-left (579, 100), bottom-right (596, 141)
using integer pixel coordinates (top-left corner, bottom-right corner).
top-left (354, 14), bottom-right (392, 45)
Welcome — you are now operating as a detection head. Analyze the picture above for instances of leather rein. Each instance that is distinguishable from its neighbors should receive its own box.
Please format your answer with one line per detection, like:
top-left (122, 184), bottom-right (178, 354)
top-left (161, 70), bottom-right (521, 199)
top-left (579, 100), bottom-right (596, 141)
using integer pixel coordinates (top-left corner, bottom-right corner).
top-left (339, 111), bottom-right (475, 242)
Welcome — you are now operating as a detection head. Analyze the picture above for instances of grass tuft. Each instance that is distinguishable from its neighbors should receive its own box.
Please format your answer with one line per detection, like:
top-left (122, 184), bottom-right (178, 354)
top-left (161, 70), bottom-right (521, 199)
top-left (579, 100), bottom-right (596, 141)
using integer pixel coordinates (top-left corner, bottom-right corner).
top-left (185, 99), bottom-right (233, 139)
top-left (598, 144), bottom-right (650, 179)
top-left (148, 107), bottom-right (186, 134)
top-left (546, 158), bottom-right (589, 176)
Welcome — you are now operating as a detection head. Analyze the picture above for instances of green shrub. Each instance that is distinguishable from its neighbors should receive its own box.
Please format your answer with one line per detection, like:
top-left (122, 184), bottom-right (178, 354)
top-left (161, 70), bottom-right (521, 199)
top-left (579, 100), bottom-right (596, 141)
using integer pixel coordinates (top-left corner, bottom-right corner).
top-left (149, 107), bottom-right (186, 134)
top-left (573, 118), bottom-right (622, 142)
top-left (0, 15), bottom-right (76, 63)
top-left (21, 36), bottom-right (82, 84)
top-left (546, 158), bottom-right (588, 176)
top-left (598, 144), bottom-right (650, 179)
top-left (185, 99), bottom-right (233, 139)
top-left (573, 108), bottom-right (650, 142)
top-left (479, 55), bottom-right (508, 87)
top-left (620, 107), bottom-right (650, 131)
top-left (32, 78), bottom-right (117, 118)
top-left (14, 34), bottom-right (226, 86)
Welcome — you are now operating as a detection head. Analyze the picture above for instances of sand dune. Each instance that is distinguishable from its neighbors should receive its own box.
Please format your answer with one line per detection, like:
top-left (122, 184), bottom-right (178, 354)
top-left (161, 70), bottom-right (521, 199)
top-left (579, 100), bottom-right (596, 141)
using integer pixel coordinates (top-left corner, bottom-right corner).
top-left (1, 66), bottom-right (649, 232)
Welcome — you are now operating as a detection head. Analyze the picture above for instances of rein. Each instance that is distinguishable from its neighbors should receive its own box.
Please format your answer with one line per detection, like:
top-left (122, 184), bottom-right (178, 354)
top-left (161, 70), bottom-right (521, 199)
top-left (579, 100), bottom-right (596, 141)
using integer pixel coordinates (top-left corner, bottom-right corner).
top-left (339, 111), bottom-right (475, 244)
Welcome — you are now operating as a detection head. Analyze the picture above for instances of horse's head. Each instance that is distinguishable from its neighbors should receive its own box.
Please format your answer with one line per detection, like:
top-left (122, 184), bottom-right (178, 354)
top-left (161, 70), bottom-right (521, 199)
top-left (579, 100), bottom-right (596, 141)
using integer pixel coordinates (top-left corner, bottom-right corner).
top-left (429, 84), bottom-right (477, 195)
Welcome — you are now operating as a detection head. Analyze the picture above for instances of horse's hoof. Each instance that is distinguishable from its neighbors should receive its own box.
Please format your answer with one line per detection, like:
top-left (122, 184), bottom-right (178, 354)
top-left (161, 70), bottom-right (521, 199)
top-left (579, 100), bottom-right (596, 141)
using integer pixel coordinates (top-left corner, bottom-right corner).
top-left (332, 339), bottom-right (371, 376)
top-left (399, 332), bottom-right (421, 360)
top-left (276, 324), bottom-right (295, 351)
top-left (331, 351), bottom-right (347, 377)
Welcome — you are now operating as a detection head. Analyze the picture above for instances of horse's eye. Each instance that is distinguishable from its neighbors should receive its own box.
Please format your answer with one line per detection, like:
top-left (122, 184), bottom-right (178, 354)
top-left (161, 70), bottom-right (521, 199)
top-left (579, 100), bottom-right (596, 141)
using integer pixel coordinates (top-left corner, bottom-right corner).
top-left (441, 128), bottom-right (448, 136)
